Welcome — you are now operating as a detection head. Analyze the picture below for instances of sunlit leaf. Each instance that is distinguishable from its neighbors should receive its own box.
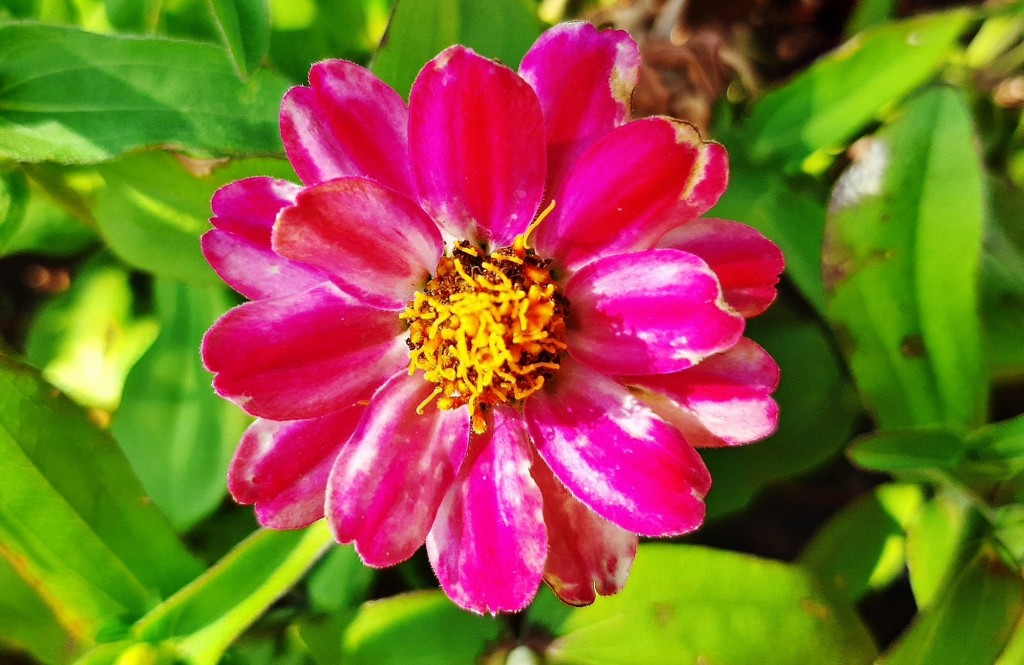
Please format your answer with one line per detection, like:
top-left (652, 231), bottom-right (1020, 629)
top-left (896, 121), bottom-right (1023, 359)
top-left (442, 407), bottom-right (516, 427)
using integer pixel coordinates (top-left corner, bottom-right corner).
top-left (0, 23), bottom-right (289, 163)
top-left (0, 556), bottom-right (71, 665)
top-left (113, 279), bottom-right (247, 531)
top-left (823, 87), bottom-right (987, 430)
top-left (209, 0), bottom-right (271, 78)
top-left (905, 492), bottom-right (985, 610)
top-left (527, 545), bottom-right (877, 665)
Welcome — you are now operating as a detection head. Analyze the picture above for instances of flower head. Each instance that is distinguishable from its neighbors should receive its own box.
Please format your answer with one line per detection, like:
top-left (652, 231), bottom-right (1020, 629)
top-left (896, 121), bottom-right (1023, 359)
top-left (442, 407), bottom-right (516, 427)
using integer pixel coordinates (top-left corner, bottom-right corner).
top-left (202, 22), bottom-right (784, 614)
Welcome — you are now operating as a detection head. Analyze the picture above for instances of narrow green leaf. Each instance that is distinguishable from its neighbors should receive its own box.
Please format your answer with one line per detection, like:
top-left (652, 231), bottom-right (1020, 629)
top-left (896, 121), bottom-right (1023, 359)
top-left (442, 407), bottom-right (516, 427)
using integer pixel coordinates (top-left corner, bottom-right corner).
top-left (0, 556), bottom-right (73, 665)
top-left (801, 484), bottom-right (925, 602)
top-left (983, 178), bottom-right (1024, 381)
top-left (0, 167), bottom-right (29, 253)
top-left (25, 254), bottom-right (159, 410)
top-left (372, 0), bottom-right (540, 97)
top-left (744, 10), bottom-right (973, 168)
top-left (307, 546), bottom-right (375, 614)
top-left (114, 280), bottom-right (248, 531)
top-left (905, 492), bottom-right (984, 610)
top-left (882, 554), bottom-right (1024, 664)
top-left (848, 427), bottom-right (965, 478)
top-left (0, 23), bottom-right (289, 163)
top-left (845, 0), bottom-right (897, 36)
top-left (0, 355), bottom-right (203, 645)
top-left (527, 545), bottom-right (877, 665)
top-left (208, 0), bottom-right (271, 78)
top-left (823, 87), bottom-right (987, 430)
top-left (93, 152), bottom-right (295, 283)
top-left (342, 591), bottom-right (506, 665)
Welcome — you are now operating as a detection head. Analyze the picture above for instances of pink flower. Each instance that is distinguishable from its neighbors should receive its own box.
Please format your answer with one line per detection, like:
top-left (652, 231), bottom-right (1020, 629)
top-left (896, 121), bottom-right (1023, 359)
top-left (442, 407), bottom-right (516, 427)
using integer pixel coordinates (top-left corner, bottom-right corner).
top-left (202, 22), bottom-right (783, 614)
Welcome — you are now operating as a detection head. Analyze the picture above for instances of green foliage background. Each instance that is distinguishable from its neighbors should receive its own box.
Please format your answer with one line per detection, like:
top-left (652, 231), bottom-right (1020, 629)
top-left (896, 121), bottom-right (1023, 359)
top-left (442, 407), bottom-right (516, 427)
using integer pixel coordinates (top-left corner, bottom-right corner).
top-left (1, 0), bottom-right (1023, 663)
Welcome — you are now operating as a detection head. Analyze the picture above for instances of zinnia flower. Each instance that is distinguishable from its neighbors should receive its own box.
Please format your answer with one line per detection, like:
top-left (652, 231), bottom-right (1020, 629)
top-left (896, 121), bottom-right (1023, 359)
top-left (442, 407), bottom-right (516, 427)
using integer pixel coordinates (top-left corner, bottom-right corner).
top-left (202, 22), bottom-right (784, 614)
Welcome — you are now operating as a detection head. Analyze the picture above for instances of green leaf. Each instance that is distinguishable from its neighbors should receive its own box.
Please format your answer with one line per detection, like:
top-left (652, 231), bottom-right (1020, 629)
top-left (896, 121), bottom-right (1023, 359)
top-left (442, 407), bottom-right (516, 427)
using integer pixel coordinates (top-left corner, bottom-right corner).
top-left (93, 152), bottom-right (295, 283)
top-left (823, 87), bottom-right (987, 430)
top-left (25, 254), bottom-right (159, 410)
top-left (113, 280), bottom-right (248, 531)
top-left (104, 0), bottom-right (162, 32)
top-left (800, 484), bottom-right (925, 602)
top-left (845, 0), bottom-right (897, 36)
top-left (2, 173), bottom-right (99, 257)
top-left (983, 179), bottom-right (1024, 381)
top-left (881, 554), bottom-right (1024, 664)
top-left (743, 10), bottom-right (974, 169)
top-left (0, 355), bottom-right (203, 648)
top-left (0, 23), bottom-right (289, 163)
top-left (962, 415), bottom-right (1024, 499)
top-left (341, 591), bottom-right (506, 665)
top-left (702, 306), bottom-right (858, 520)
top-left (372, 0), bottom-right (541, 97)
top-left (848, 427), bottom-right (965, 478)
top-left (0, 167), bottom-right (29, 253)
top-left (209, 0), bottom-right (271, 78)
top-left (527, 545), bottom-right (877, 665)
top-left (905, 492), bottom-right (984, 610)
top-left (307, 545), bottom-right (375, 614)
top-left (0, 556), bottom-right (73, 665)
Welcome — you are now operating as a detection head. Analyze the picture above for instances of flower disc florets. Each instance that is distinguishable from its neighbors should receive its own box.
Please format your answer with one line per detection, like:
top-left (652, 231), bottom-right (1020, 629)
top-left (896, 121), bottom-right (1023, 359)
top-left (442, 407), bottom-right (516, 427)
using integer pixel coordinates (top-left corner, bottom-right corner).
top-left (402, 236), bottom-right (568, 434)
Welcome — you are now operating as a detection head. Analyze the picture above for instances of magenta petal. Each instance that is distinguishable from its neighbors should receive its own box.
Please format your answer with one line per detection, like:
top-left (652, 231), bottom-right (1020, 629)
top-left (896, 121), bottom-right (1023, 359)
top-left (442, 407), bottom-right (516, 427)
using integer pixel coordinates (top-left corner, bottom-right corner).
top-left (566, 248), bottom-right (745, 376)
top-left (520, 22), bottom-right (639, 194)
top-left (627, 338), bottom-right (780, 447)
top-left (327, 372), bottom-right (469, 567)
top-left (658, 218), bottom-right (784, 318)
top-left (274, 178), bottom-right (443, 309)
top-left (409, 46), bottom-right (545, 246)
top-left (227, 404), bottom-right (364, 528)
top-left (426, 406), bottom-right (546, 614)
top-left (205, 177), bottom-right (325, 300)
top-left (532, 455), bottom-right (636, 606)
top-left (534, 118), bottom-right (725, 271)
top-left (281, 60), bottom-right (414, 194)
top-left (202, 284), bottom-right (407, 420)
top-left (525, 359), bottom-right (711, 536)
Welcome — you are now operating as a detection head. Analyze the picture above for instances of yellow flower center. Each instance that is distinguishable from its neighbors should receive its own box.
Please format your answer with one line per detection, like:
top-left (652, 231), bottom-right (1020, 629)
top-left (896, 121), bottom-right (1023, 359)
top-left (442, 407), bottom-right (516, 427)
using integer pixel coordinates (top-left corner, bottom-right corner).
top-left (401, 205), bottom-right (567, 434)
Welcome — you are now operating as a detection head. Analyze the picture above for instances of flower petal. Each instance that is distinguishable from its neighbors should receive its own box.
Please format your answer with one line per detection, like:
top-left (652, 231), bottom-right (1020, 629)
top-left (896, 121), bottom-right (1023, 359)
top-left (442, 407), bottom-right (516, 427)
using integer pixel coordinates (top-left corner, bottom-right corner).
top-left (626, 338), bottom-right (780, 447)
top-left (534, 118), bottom-right (726, 271)
top-left (566, 248), bottom-right (745, 376)
top-left (202, 283), bottom-right (408, 420)
top-left (227, 404), bottom-right (364, 528)
top-left (409, 46), bottom-right (545, 246)
top-left (281, 60), bottom-right (414, 195)
top-left (658, 218), bottom-right (784, 318)
top-left (273, 178), bottom-right (443, 309)
top-left (525, 359), bottom-right (711, 536)
top-left (531, 455), bottom-right (637, 606)
top-left (205, 177), bottom-right (325, 300)
top-left (426, 406), bottom-right (546, 614)
top-left (327, 371), bottom-right (469, 567)
top-left (520, 22), bottom-right (639, 194)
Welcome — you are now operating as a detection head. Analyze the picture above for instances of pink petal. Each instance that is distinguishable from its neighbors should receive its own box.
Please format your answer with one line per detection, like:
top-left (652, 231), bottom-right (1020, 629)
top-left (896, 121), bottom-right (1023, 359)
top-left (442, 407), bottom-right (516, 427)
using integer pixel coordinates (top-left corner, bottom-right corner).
top-left (658, 218), bottom-right (784, 318)
top-left (648, 140), bottom-right (730, 225)
top-left (534, 118), bottom-right (727, 272)
top-left (520, 22), bottom-right (640, 194)
top-left (202, 283), bottom-right (408, 420)
top-left (409, 46), bottom-right (545, 247)
top-left (273, 178), bottom-right (443, 309)
top-left (228, 404), bottom-right (364, 528)
top-left (426, 406), bottom-right (546, 614)
top-left (327, 371), bottom-right (469, 567)
top-left (566, 248), bottom-right (745, 376)
top-left (525, 359), bottom-right (711, 537)
top-left (532, 455), bottom-right (637, 606)
top-left (281, 60), bottom-right (414, 195)
top-left (626, 338), bottom-right (780, 447)
top-left (205, 177), bottom-right (325, 300)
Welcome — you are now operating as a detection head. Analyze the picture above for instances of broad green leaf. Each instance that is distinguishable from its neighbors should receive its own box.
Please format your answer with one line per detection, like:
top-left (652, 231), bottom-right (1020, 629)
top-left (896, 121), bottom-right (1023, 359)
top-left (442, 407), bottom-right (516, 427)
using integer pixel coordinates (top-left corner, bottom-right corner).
top-left (0, 167), bottom-right (28, 253)
top-left (0, 556), bottom-right (72, 665)
top-left (342, 591), bottom-right (506, 665)
top-left (527, 545), bottom-right (877, 665)
top-left (905, 492), bottom-right (984, 609)
top-left (703, 305), bottom-right (857, 520)
top-left (25, 254), bottom-right (159, 410)
top-left (209, 0), bottom-right (271, 78)
top-left (0, 23), bottom-right (289, 163)
top-left (744, 10), bottom-right (973, 169)
top-left (307, 545), bottom-right (375, 614)
top-left (881, 554), bottom-right (1024, 664)
top-left (93, 152), bottom-right (295, 283)
top-left (800, 484), bottom-right (925, 602)
top-left (372, 0), bottom-right (541, 97)
top-left (0, 355), bottom-right (203, 649)
top-left (848, 427), bottom-right (964, 479)
top-left (823, 87), bottom-right (987, 430)
top-left (114, 280), bottom-right (247, 531)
